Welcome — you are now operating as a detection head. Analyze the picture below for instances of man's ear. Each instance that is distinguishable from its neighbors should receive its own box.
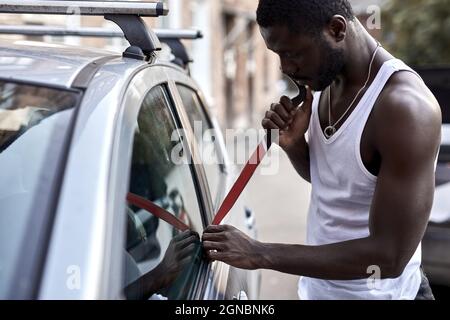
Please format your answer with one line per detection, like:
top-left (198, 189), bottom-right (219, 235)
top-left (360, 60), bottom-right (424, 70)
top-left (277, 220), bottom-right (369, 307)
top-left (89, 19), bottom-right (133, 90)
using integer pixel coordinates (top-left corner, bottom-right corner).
top-left (326, 15), bottom-right (347, 42)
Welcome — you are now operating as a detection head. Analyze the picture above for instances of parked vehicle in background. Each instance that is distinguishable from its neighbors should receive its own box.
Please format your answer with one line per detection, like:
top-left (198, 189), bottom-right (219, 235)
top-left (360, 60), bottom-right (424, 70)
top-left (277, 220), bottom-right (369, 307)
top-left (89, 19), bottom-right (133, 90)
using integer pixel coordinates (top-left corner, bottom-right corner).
top-left (416, 66), bottom-right (450, 299)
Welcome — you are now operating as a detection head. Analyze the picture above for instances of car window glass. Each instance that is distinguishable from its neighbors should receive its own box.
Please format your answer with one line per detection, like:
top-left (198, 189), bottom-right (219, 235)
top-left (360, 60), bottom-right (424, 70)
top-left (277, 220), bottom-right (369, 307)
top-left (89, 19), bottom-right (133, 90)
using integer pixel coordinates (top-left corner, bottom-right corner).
top-left (176, 84), bottom-right (225, 208)
top-left (123, 85), bottom-right (203, 300)
top-left (0, 81), bottom-right (78, 298)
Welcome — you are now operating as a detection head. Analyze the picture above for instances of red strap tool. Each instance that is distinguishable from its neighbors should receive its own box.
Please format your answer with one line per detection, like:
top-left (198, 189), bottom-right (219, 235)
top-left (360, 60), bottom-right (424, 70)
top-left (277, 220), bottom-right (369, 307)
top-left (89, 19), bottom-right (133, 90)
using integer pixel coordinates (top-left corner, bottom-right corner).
top-left (129, 81), bottom-right (306, 230)
top-left (127, 192), bottom-right (190, 231)
top-left (212, 82), bottom-right (306, 225)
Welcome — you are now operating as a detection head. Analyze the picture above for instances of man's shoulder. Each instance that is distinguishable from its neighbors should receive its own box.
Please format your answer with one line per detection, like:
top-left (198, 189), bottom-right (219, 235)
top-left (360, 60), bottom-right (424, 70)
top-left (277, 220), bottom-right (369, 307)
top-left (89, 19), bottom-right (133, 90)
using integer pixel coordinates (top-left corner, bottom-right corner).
top-left (379, 68), bottom-right (439, 112)
top-left (372, 67), bottom-right (441, 155)
top-left (374, 69), bottom-right (441, 133)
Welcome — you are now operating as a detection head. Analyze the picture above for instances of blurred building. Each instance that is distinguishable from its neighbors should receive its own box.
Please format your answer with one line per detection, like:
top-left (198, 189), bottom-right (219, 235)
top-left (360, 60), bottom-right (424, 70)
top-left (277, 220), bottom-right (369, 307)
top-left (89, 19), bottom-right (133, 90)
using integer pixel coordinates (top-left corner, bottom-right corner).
top-left (0, 0), bottom-right (389, 130)
top-left (161, 0), bottom-right (282, 130)
top-left (0, 0), bottom-right (282, 131)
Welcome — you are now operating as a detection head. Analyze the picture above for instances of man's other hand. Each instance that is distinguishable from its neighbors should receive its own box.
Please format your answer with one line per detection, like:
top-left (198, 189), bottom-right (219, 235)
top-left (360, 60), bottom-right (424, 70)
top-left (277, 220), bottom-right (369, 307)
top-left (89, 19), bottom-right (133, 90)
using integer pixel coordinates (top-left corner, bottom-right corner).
top-left (202, 225), bottom-right (265, 270)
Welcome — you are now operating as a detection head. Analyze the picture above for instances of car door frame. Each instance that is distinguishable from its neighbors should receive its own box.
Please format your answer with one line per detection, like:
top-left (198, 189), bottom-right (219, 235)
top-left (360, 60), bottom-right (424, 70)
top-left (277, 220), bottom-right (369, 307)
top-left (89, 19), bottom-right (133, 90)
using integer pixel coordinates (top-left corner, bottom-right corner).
top-left (111, 63), bottom-right (216, 299)
top-left (164, 66), bottom-right (236, 300)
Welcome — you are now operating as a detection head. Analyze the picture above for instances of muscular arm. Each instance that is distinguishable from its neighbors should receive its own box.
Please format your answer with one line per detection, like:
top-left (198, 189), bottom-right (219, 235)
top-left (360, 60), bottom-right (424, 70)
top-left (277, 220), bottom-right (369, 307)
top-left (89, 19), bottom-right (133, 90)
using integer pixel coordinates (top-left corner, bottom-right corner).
top-left (204, 83), bottom-right (441, 280)
top-left (284, 135), bottom-right (311, 183)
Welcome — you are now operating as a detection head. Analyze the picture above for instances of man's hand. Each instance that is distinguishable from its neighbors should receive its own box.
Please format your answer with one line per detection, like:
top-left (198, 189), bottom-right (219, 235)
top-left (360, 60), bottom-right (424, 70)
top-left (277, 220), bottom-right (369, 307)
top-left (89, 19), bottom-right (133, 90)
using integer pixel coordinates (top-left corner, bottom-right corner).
top-left (262, 87), bottom-right (313, 152)
top-left (153, 230), bottom-right (200, 289)
top-left (125, 230), bottom-right (200, 299)
top-left (202, 225), bottom-right (264, 270)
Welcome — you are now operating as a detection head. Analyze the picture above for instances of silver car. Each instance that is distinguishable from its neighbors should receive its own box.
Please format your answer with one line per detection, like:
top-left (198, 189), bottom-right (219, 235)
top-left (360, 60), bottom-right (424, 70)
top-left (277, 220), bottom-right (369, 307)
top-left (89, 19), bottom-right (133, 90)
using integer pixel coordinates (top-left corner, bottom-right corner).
top-left (0, 1), bottom-right (260, 300)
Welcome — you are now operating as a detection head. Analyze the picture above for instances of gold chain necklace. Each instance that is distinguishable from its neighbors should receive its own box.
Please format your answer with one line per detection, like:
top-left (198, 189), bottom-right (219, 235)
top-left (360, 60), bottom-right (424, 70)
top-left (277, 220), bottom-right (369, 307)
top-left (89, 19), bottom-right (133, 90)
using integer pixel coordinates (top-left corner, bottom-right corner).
top-left (324, 43), bottom-right (381, 139)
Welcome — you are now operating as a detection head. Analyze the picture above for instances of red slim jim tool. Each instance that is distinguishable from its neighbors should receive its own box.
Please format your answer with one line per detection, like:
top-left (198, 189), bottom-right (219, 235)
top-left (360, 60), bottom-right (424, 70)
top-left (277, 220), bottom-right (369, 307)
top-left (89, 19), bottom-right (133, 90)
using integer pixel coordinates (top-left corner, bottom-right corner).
top-left (127, 192), bottom-right (190, 231)
top-left (212, 81), bottom-right (307, 225)
top-left (128, 81), bottom-right (306, 231)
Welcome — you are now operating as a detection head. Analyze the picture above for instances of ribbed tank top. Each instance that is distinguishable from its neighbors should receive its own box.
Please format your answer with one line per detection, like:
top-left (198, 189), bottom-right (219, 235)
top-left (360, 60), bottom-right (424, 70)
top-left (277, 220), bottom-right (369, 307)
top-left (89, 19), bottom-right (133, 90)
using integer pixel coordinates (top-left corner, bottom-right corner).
top-left (298, 59), bottom-right (423, 300)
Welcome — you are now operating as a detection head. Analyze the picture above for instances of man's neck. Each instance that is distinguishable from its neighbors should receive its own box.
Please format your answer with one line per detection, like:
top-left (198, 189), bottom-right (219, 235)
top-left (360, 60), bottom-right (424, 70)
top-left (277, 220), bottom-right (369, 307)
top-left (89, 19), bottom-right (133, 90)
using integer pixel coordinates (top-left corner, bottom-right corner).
top-left (333, 20), bottom-right (381, 91)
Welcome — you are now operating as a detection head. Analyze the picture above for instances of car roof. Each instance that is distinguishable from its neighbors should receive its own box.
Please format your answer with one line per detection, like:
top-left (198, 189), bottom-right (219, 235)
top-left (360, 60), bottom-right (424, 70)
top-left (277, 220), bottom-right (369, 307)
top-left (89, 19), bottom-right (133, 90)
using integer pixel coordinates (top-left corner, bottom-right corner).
top-left (0, 39), bottom-right (122, 88)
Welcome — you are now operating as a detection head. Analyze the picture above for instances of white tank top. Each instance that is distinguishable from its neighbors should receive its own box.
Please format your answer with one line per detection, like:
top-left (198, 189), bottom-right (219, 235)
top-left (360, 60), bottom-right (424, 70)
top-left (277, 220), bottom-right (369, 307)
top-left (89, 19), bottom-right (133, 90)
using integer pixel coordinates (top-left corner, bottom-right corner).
top-left (298, 59), bottom-right (423, 300)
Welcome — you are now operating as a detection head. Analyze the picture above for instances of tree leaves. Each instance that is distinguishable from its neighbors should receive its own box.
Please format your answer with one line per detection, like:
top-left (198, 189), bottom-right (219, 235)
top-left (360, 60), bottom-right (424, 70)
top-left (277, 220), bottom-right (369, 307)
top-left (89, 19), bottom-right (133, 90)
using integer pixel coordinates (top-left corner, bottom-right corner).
top-left (382, 0), bottom-right (450, 66)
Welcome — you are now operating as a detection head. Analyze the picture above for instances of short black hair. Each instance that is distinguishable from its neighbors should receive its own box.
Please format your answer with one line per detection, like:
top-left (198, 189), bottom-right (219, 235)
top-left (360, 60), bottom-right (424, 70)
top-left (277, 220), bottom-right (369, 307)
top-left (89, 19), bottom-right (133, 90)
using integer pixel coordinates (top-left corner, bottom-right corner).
top-left (256, 0), bottom-right (355, 36)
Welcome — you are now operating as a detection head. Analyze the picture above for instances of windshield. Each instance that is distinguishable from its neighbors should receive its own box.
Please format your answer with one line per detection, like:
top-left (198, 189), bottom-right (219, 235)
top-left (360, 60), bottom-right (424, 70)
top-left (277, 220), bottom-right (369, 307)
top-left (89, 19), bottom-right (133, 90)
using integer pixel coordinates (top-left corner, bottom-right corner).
top-left (0, 80), bottom-right (79, 298)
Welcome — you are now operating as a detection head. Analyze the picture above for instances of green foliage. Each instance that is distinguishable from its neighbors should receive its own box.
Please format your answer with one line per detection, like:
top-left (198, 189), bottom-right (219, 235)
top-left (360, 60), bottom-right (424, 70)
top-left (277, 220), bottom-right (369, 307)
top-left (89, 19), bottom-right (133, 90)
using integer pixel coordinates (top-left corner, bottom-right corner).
top-left (382, 0), bottom-right (450, 66)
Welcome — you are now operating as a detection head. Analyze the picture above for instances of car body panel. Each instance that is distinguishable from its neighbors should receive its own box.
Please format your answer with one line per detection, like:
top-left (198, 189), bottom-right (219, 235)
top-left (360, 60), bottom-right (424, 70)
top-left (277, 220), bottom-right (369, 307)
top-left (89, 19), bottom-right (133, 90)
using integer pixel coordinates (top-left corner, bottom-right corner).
top-left (0, 39), bottom-right (118, 88)
top-left (39, 58), bottom-right (147, 299)
top-left (0, 38), bottom-right (259, 300)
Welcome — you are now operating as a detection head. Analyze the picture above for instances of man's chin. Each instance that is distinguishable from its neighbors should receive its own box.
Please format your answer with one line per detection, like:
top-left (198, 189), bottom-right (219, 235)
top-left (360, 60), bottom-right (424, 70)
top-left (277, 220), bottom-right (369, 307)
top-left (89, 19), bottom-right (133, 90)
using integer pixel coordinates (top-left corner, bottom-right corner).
top-left (313, 79), bottom-right (335, 92)
top-left (310, 82), bottom-right (327, 92)
top-left (295, 78), bottom-right (331, 92)
top-left (295, 80), bottom-right (320, 92)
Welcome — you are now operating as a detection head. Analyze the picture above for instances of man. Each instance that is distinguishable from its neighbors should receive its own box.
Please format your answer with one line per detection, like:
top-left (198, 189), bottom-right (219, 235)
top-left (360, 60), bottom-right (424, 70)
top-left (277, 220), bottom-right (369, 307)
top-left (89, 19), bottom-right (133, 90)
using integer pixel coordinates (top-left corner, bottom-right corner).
top-left (202, 0), bottom-right (441, 300)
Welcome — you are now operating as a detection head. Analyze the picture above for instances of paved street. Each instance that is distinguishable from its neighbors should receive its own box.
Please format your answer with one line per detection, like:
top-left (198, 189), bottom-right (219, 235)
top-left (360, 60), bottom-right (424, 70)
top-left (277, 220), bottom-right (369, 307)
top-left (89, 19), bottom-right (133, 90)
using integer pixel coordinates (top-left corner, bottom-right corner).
top-left (244, 144), bottom-right (312, 300)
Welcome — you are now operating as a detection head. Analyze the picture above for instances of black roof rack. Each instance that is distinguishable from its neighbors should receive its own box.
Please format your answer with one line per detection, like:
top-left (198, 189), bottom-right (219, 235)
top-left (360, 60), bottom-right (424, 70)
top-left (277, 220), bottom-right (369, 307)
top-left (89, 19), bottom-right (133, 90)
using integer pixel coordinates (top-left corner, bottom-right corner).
top-left (0, 0), bottom-right (168, 16)
top-left (0, 0), bottom-right (169, 61)
top-left (0, 25), bottom-right (203, 40)
top-left (0, 25), bottom-right (204, 69)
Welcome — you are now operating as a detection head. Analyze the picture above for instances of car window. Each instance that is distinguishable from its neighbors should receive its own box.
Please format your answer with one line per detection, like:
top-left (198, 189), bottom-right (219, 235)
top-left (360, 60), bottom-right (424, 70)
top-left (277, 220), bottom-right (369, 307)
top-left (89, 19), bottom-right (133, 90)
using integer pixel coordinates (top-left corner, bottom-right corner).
top-left (123, 85), bottom-right (203, 300)
top-left (176, 84), bottom-right (225, 209)
top-left (0, 81), bottom-right (79, 298)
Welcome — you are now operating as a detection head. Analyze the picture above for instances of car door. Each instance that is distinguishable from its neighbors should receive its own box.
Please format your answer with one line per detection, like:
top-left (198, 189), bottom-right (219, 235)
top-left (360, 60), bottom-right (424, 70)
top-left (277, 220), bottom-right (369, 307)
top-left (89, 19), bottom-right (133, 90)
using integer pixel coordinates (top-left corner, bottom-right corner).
top-left (110, 64), bottom-right (217, 300)
top-left (165, 67), bottom-right (259, 300)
